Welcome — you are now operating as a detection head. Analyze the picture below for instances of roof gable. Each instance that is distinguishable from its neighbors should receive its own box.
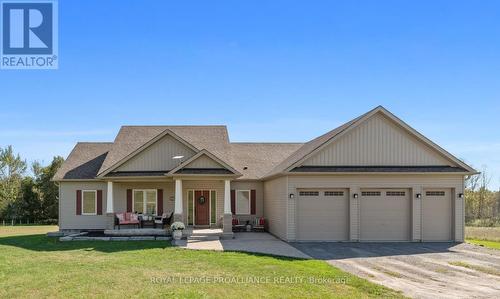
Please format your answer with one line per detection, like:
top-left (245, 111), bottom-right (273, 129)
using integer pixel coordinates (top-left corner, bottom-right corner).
top-left (97, 125), bottom-right (230, 176)
top-left (266, 106), bottom-right (476, 177)
top-left (169, 150), bottom-right (241, 176)
top-left (302, 112), bottom-right (452, 166)
top-left (114, 133), bottom-right (197, 173)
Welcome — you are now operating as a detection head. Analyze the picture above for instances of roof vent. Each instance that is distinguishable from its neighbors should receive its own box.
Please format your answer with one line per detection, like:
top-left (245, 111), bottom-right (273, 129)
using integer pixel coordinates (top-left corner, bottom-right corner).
top-left (243, 166), bottom-right (248, 170)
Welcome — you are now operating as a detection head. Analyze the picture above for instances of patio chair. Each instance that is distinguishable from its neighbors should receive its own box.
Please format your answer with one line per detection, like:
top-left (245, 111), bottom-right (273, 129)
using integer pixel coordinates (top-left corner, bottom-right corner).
top-left (115, 212), bottom-right (140, 229)
top-left (253, 217), bottom-right (266, 232)
top-left (232, 218), bottom-right (245, 232)
top-left (154, 212), bottom-right (173, 229)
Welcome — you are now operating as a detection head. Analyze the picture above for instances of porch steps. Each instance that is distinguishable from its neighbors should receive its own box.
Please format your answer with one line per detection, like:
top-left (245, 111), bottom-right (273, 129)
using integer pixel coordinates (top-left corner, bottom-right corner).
top-left (184, 228), bottom-right (223, 242)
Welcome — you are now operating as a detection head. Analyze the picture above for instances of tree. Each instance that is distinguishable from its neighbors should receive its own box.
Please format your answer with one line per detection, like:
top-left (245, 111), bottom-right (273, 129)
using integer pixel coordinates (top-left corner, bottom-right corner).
top-left (0, 146), bottom-right (27, 218)
top-left (34, 156), bottom-right (64, 220)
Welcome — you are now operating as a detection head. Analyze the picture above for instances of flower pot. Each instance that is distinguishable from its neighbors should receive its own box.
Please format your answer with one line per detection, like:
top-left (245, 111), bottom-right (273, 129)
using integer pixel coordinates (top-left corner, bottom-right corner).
top-left (173, 230), bottom-right (183, 240)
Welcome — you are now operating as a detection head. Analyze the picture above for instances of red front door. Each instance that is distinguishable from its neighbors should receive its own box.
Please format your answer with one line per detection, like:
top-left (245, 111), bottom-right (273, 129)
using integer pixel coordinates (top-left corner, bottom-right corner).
top-left (195, 190), bottom-right (210, 225)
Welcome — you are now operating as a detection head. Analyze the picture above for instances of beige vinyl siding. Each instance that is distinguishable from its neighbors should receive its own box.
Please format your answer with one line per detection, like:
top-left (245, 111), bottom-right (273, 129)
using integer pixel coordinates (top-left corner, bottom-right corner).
top-left (287, 174), bottom-right (464, 242)
top-left (116, 135), bottom-right (196, 171)
top-left (296, 189), bottom-right (349, 241)
top-left (184, 155), bottom-right (224, 169)
top-left (303, 113), bottom-right (452, 166)
top-left (182, 180), bottom-right (224, 227)
top-left (112, 182), bottom-right (174, 216)
top-left (231, 181), bottom-right (264, 223)
top-left (263, 176), bottom-right (288, 240)
top-left (59, 181), bottom-right (109, 230)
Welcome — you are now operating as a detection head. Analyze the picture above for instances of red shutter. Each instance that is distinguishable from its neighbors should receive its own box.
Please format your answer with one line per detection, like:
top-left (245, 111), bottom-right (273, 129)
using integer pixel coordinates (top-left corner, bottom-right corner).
top-left (250, 189), bottom-right (256, 215)
top-left (126, 189), bottom-right (132, 212)
top-left (157, 189), bottom-right (163, 216)
top-left (76, 190), bottom-right (82, 215)
top-left (96, 190), bottom-right (103, 215)
top-left (230, 189), bottom-right (236, 215)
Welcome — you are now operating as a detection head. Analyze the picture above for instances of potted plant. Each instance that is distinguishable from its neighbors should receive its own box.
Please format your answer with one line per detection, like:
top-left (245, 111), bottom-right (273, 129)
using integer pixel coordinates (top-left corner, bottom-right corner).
top-left (171, 221), bottom-right (185, 240)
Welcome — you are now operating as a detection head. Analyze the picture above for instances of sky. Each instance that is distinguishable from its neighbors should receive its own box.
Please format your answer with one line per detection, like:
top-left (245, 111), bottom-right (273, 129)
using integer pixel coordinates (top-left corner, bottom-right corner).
top-left (0, 1), bottom-right (499, 189)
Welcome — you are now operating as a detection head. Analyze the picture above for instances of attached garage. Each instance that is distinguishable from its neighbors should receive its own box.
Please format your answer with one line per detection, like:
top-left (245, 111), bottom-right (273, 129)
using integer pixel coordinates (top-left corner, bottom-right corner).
top-left (296, 189), bottom-right (349, 241)
top-left (360, 189), bottom-right (411, 241)
top-left (422, 189), bottom-right (453, 241)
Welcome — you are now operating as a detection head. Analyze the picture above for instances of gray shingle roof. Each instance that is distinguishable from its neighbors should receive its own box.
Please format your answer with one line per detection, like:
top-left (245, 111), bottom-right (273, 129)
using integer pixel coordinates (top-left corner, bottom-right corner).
top-left (53, 142), bottom-right (113, 180)
top-left (228, 143), bottom-right (303, 180)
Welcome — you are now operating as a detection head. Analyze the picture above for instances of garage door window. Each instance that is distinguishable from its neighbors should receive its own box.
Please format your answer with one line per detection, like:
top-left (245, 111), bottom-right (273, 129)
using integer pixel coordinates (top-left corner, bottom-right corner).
top-left (299, 191), bottom-right (319, 196)
top-left (426, 191), bottom-right (445, 196)
top-left (324, 191), bottom-right (344, 196)
top-left (386, 191), bottom-right (406, 196)
top-left (362, 191), bottom-right (381, 196)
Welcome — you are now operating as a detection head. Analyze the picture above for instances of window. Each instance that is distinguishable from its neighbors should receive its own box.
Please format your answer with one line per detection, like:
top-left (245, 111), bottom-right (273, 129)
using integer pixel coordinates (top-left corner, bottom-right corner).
top-left (324, 191), bottom-right (344, 196)
top-left (426, 191), bottom-right (445, 196)
top-left (133, 189), bottom-right (157, 214)
top-left (187, 190), bottom-right (194, 225)
top-left (236, 190), bottom-right (251, 215)
top-left (386, 191), bottom-right (406, 196)
top-left (210, 190), bottom-right (216, 224)
top-left (299, 191), bottom-right (319, 196)
top-left (82, 190), bottom-right (97, 215)
top-left (362, 191), bottom-right (381, 196)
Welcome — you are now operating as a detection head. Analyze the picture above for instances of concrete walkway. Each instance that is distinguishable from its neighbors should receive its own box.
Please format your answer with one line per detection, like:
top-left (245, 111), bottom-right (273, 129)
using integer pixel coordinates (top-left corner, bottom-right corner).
top-left (175, 232), bottom-right (310, 259)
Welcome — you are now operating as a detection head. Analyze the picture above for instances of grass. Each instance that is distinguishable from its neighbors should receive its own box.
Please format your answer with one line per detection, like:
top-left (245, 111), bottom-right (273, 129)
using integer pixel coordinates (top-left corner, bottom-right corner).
top-left (465, 226), bottom-right (500, 242)
top-left (448, 261), bottom-right (500, 277)
top-left (465, 226), bottom-right (500, 250)
top-left (0, 226), bottom-right (404, 298)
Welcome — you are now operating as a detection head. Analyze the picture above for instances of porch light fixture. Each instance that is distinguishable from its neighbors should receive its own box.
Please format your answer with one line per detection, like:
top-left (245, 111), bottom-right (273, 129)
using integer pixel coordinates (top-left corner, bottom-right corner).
top-left (458, 193), bottom-right (464, 198)
top-left (353, 193), bottom-right (358, 199)
top-left (416, 193), bottom-right (422, 199)
top-left (289, 193), bottom-right (294, 199)
top-left (172, 155), bottom-right (184, 160)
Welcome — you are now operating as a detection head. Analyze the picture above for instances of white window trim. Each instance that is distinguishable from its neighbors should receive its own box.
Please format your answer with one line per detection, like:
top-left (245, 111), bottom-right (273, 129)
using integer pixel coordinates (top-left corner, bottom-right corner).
top-left (235, 189), bottom-right (251, 215)
top-left (132, 189), bottom-right (157, 215)
top-left (82, 190), bottom-right (97, 216)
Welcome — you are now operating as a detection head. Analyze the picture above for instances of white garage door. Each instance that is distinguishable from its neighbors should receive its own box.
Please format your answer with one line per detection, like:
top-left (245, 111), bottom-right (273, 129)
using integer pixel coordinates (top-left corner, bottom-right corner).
top-left (422, 189), bottom-right (453, 241)
top-left (297, 189), bottom-right (349, 241)
top-left (360, 189), bottom-right (411, 241)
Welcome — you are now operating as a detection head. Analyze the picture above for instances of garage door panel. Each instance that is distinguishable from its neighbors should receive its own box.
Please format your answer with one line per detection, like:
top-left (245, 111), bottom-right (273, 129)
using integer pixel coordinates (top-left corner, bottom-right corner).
top-left (360, 189), bottom-right (411, 241)
top-left (297, 189), bottom-right (349, 241)
top-left (422, 189), bottom-right (452, 241)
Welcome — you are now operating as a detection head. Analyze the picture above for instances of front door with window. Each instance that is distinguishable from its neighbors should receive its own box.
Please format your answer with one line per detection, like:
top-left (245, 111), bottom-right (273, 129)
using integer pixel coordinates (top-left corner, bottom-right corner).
top-left (195, 190), bottom-right (210, 225)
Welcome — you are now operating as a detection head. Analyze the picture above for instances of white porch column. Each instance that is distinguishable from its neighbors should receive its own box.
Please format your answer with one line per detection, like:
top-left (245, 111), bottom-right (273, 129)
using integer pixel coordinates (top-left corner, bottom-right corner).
top-left (106, 181), bottom-right (114, 213)
top-left (174, 179), bottom-right (183, 222)
top-left (222, 179), bottom-right (234, 238)
top-left (224, 179), bottom-right (231, 214)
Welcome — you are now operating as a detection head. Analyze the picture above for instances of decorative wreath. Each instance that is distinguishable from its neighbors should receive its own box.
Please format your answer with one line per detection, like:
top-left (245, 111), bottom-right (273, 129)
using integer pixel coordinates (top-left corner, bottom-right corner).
top-left (198, 196), bottom-right (206, 205)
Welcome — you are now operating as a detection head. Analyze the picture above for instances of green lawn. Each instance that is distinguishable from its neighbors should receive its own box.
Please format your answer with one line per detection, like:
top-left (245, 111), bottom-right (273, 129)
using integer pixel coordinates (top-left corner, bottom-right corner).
top-left (0, 226), bottom-right (403, 298)
top-left (466, 226), bottom-right (500, 250)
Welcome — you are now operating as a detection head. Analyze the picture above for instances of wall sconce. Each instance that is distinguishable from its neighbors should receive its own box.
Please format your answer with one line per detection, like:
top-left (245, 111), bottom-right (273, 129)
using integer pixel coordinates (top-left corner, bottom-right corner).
top-left (416, 193), bottom-right (422, 199)
top-left (458, 193), bottom-right (464, 199)
top-left (353, 193), bottom-right (358, 199)
top-left (289, 193), bottom-right (294, 199)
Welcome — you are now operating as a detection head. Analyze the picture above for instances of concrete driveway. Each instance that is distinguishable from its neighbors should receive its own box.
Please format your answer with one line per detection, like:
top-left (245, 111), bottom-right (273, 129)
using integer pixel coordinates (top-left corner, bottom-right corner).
top-left (292, 242), bottom-right (500, 299)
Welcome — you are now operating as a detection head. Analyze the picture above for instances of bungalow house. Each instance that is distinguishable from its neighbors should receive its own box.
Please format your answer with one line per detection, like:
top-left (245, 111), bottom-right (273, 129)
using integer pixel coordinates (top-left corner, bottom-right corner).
top-left (53, 106), bottom-right (476, 242)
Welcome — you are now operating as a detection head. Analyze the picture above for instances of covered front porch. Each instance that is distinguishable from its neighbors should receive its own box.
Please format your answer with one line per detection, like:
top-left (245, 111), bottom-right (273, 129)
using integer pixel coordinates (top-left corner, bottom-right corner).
top-left (104, 176), bottom-right (234, 237)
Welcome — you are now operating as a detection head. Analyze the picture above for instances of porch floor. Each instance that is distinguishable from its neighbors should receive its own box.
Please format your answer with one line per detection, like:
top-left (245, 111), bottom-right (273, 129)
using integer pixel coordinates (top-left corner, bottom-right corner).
top-left (104, 228), bottom-right (169, 236)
